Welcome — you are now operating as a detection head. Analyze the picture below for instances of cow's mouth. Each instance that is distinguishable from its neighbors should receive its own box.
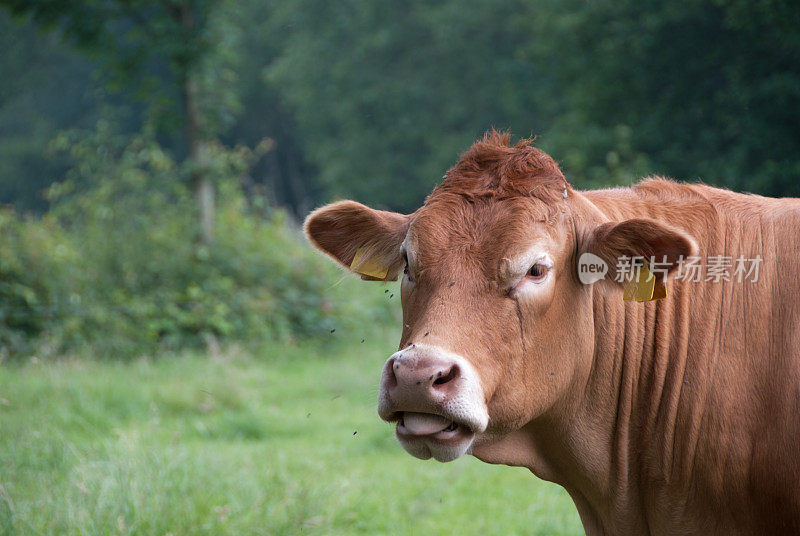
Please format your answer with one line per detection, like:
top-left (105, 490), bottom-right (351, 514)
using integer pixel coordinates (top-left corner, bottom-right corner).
top-left (397, 411), bottom-right (462, 436)
top-left (394, 411), bottom-right (476, 461)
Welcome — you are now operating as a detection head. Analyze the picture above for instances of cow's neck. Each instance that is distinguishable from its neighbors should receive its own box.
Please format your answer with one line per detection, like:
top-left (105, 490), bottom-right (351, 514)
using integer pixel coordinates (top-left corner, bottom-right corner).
top-left (474, 182), bottom-right (800, 534)
top-left (559, 187), bottom-right (712, 532)
top-left (532, 184), bottom-right (796, 534)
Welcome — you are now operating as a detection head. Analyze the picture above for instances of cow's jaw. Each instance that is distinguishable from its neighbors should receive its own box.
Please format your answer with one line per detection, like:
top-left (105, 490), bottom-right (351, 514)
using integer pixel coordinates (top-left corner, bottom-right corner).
top-left (378, 344), bottom-right (489, 462)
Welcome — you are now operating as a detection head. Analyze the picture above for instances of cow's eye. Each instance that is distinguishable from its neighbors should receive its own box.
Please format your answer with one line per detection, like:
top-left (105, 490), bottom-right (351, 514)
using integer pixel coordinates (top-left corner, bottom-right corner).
top-left (527, 263), bottom-right (549, 282)
top-left (403, 253), bottom-right (413, 282)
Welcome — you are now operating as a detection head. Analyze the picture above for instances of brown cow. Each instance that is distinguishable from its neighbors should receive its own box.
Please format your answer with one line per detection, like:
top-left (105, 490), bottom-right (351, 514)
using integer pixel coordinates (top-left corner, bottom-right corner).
top-left (304, 131), bottom-right (800, 535)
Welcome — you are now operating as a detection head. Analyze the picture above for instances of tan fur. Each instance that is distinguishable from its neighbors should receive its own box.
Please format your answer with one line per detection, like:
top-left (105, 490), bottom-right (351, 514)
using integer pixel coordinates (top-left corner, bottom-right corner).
top-left (305, 132), bottom-right (800, 535)
top-left (304, 200), bottom-right (411, 280)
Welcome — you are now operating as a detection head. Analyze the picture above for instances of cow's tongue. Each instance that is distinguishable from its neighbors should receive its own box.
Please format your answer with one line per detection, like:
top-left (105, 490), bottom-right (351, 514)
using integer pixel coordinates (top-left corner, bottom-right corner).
top-left (402, 412), bottom-right (452, 435)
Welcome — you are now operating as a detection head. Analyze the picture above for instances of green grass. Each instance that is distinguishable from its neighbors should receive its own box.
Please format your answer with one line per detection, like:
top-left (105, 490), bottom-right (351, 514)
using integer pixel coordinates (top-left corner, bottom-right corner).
top-left (0, 335), bottom-right (583, 535)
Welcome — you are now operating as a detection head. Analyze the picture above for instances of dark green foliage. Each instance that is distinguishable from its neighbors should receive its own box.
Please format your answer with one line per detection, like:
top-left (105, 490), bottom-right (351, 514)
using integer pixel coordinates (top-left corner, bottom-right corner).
top-left (0, 0), bottom-right (228, 134)
top-left (267, 0), bottom-right (548, 212)
top-left (0, 12), bottom-right (108, 211)
top-left (522, 0), bottom-right (800, 195)
top-left (268, 0), bottom-right (800, 206)
top-left (0, 0), bottom-right (798, 358)
top-left (0, 209), bottom-right (76, 354)
top-left (0, 126), bottom-right (397, 358)
top-left (2, 1), bottom-right (798, 213)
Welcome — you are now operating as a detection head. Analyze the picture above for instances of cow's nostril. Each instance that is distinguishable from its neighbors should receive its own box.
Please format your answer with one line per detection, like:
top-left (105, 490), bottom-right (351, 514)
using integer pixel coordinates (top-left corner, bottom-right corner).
top-left (432, 364), bottom-right (459, 386)
top-left (385, 358), bottom-right (398, 389)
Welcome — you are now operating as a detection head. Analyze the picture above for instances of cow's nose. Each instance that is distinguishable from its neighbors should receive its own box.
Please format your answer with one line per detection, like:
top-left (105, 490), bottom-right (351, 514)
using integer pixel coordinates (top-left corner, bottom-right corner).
top-left (383, 356), bottom-right (461, 402)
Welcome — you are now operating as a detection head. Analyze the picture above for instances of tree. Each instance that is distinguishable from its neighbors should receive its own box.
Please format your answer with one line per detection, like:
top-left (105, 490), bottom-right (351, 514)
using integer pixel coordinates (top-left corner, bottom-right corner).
top-left (2, 0), bottom-right (798, 218)
top-left (1, 0), bottom-right (241, 242)
top-left (267, 0), bottom-right (550, 213)
top-left (267, 0), bottom-right (800, 208)
top-left (0, 11), bottom-right (107, 212)
top-left (220, 0), bottom-right (318, 217)
top-left (518, 0), bottom-right (800, 195)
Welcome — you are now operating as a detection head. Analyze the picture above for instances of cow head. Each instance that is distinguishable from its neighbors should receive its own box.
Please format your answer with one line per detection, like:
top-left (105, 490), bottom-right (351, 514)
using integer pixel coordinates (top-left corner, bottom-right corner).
top-left (305, 131), bottom-right (695, 464)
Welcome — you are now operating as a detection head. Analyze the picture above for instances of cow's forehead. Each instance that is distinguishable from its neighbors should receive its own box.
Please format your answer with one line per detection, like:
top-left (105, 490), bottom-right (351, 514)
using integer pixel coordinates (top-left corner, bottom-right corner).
top-left (405, 196), bottom-right (562, 273)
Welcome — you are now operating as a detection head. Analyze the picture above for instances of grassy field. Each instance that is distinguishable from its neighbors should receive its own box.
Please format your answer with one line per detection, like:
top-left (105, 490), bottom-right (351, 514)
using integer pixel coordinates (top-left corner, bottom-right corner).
top-left (0, 335), bottom-right (583, 535)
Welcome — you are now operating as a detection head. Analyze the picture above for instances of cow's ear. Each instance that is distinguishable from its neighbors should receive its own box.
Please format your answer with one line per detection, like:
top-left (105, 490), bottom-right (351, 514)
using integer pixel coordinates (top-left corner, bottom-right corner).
top-left (304, 201), bottom-right (411, 281)
top-left (580, 218), bottom-right (698, 285)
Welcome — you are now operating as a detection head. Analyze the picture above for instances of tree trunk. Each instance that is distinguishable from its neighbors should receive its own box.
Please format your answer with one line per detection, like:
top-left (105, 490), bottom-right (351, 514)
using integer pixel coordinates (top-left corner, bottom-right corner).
top-left (180, 4), bottom-right (214, 244)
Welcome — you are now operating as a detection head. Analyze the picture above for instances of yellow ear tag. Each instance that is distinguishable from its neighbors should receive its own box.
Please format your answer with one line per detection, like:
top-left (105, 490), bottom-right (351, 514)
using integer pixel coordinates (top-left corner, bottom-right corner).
top-left (652, 279), bottom-right (667, 301)
top-left (623, 262), bottom-right (658, 302)
top-left (350, 247), bottom-right (389, 280)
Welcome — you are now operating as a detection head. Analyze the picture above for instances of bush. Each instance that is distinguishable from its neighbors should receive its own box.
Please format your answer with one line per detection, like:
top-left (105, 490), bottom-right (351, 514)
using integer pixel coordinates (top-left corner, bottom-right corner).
top-left (0, 129), bottom-right (398, 359)
top-left (0, 209), bottom-right (82, 357)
